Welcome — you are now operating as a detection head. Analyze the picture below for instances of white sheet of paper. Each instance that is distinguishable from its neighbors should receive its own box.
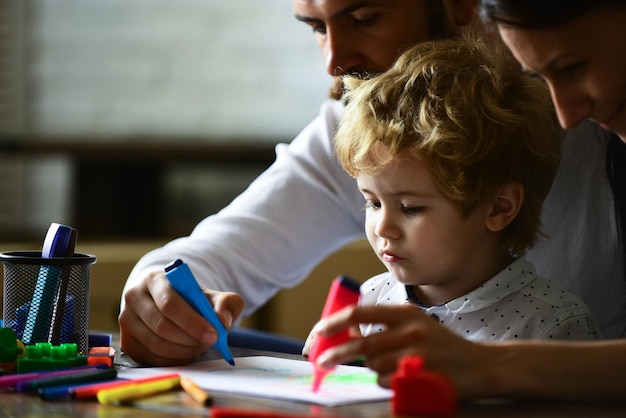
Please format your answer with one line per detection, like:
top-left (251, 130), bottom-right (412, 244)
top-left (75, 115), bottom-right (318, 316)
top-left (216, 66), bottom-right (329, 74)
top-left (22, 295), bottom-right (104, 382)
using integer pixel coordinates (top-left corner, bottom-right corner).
top-left (117, 356), bottom-right (393, 406)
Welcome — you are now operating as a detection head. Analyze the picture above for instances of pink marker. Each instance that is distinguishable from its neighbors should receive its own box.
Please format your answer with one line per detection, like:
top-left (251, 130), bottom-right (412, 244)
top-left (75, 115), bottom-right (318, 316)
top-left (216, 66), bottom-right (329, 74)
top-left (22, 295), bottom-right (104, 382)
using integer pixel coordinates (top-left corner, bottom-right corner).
top-left (308, 275), bottom-right (361, 393)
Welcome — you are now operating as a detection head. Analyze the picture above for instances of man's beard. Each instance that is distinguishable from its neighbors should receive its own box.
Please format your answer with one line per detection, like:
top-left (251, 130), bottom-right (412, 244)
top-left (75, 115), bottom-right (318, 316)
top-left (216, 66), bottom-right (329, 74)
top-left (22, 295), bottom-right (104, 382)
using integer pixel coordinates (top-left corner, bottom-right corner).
top-left (328, 70), bottom-right (376, 101)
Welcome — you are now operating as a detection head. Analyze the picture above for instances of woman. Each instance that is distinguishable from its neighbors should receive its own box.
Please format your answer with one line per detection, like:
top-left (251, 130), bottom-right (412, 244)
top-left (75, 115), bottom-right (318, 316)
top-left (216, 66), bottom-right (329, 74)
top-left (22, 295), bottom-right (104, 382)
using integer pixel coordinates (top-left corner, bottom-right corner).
top-left (312, 0), bottom-right (626, 401)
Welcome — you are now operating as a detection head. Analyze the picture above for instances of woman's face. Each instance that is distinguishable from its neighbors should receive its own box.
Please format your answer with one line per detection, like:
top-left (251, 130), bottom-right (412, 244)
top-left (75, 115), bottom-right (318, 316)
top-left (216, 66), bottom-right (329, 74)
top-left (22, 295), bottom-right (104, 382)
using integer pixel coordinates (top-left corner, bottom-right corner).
top-left (498, 7), bottom-right (626, 142)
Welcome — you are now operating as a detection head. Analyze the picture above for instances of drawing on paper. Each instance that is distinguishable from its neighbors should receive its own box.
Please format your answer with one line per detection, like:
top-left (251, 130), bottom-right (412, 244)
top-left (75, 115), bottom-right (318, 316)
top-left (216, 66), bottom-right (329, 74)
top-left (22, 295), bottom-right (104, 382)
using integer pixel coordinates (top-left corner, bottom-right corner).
top-left (117, 356), bottom-right (392, 406)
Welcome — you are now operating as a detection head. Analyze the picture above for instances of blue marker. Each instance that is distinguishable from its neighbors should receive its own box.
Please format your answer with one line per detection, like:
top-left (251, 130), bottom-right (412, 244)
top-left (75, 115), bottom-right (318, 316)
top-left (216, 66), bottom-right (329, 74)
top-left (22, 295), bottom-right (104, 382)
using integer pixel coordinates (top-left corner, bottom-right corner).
top-left (38, 380), bottom-right (104, 401)
top-left (164, 259), bottom-right (235, 366)
top-left (37, 368), bottom-right (117, 400)
top-left (23, 223), bottom-right (77, 346)
top-left (48, 226), bottom-right (78, 345)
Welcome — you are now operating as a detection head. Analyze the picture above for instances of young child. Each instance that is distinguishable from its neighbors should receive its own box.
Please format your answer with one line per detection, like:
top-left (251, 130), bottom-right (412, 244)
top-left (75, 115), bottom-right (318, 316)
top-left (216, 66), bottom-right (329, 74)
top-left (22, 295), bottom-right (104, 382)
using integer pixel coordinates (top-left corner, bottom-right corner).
top-left (333, 35), bottom-right (601, 341)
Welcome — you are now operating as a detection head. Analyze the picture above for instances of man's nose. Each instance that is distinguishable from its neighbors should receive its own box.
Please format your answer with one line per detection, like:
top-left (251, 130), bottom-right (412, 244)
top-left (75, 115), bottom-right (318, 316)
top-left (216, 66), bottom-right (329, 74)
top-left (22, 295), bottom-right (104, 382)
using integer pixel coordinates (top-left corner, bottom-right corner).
top-left (323, 28), bottom-right (360, 76)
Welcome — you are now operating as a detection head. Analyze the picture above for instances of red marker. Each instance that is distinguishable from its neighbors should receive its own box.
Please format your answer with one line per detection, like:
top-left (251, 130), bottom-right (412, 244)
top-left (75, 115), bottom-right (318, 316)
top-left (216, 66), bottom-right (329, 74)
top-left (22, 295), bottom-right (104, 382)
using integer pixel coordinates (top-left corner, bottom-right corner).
top-left (308, 275), bottom-right (361, 393)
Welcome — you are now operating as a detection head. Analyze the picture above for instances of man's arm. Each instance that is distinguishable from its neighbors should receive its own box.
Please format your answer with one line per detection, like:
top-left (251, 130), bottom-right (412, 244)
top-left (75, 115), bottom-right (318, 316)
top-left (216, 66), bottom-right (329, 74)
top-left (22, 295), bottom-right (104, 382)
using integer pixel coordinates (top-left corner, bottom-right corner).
top-left (119, 100), bottom-right (367, 365)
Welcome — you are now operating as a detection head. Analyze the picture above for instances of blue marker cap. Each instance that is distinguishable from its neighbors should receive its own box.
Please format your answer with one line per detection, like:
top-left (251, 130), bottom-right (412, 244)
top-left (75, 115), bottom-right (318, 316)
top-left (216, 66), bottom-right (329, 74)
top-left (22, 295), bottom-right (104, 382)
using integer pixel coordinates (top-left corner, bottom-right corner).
top-left (164, 259), bottom-right (235, 366)
top-left (42, 223), bottom-right (77, 258)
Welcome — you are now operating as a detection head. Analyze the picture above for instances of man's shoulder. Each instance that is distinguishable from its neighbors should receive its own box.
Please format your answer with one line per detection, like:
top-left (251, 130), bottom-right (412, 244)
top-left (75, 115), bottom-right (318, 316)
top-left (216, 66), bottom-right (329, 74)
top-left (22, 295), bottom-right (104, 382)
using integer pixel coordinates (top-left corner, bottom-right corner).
top-left (319, 98), bottom-right (345, 120)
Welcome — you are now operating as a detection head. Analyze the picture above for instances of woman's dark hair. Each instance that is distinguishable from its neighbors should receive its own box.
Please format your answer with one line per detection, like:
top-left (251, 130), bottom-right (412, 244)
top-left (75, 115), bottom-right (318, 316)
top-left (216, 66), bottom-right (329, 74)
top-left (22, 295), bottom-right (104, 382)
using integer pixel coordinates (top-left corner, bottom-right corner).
top-left (481, 0), bottom-right (624, 28)
top-left (606, 134), bottom-right (626, 281)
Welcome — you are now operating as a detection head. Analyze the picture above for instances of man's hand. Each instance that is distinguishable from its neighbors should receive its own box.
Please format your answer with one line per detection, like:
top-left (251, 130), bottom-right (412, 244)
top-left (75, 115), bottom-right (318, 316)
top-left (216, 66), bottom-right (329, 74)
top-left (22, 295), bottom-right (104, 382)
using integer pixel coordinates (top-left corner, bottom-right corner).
top-left (118, 269), bottom-right (244, 366)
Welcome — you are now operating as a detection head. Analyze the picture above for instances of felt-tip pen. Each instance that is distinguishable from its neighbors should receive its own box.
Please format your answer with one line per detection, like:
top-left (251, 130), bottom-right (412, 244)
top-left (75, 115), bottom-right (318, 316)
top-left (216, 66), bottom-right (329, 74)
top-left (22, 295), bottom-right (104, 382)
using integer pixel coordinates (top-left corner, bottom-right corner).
top-left (71, 372), bottom-right (181, 400)
top-left (164, 259), bottom-right (235, 366)
top-left (0, 364), bottom-right (107, 390)
top-left (180, 376), bottom-right (213, 406)
top-left (21, 367), bottom-right (117, 393)
top-left (308, 275), bottom-right (361, 393)
top-left (39, 379), bottom-right (110, 401)
top-left (39, 372), bottom-right (181, 401)
top-left (97, 375), bottom-right (181, 405)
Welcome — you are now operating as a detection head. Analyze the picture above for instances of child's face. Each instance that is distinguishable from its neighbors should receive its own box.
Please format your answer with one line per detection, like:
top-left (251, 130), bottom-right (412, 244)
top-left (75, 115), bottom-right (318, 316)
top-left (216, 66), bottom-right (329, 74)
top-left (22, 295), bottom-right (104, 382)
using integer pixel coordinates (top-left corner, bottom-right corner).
top-left (357, 155), bottom-right (505, 306)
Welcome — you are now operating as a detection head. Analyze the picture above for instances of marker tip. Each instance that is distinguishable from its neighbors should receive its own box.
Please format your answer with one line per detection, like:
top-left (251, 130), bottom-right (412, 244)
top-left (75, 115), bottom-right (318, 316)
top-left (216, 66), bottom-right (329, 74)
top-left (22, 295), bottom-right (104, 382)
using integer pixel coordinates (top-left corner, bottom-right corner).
top-left (311, 370), bottom-right (324, 393)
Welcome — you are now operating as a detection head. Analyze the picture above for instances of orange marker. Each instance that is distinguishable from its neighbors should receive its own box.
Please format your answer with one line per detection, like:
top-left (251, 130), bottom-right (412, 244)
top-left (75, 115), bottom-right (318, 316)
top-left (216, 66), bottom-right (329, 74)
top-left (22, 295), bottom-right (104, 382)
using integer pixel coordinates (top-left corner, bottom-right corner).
top-left (180, 376), bottom-right (213, 406)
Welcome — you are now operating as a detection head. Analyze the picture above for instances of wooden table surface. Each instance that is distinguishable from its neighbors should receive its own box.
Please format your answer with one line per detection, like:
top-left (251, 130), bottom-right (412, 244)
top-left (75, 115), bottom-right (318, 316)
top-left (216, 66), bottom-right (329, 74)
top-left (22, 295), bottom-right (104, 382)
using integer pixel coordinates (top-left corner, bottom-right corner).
top-left (1, 345), bottom-right (626, 417)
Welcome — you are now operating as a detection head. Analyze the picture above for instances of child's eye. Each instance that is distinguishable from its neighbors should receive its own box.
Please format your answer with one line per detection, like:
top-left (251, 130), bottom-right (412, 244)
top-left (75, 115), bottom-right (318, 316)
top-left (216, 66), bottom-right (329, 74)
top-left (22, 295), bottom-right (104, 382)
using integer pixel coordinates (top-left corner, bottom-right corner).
top-left (401, 205), bottom-right (424, 216)
top-left (363, 201), bottom-right (381, 210)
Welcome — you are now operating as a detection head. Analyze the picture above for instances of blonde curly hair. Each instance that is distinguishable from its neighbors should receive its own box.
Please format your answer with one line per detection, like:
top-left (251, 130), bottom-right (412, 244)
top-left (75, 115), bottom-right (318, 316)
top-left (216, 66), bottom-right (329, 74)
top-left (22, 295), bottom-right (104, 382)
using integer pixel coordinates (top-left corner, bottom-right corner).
top-left (334, 34), bottom-right (563, 255)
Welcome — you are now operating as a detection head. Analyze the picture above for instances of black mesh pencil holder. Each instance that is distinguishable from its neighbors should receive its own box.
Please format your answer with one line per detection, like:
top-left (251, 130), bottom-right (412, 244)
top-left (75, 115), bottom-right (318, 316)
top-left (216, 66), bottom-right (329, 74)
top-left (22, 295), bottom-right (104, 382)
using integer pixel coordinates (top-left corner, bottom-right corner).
top-left (1, 251), bottom-right (96, 355)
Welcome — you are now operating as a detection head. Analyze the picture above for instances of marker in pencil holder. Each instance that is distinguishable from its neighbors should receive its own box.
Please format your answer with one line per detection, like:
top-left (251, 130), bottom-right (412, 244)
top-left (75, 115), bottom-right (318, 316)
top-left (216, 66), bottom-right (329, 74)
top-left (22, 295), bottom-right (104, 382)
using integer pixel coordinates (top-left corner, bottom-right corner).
top-left (0, 251), bottom-right (96, 355)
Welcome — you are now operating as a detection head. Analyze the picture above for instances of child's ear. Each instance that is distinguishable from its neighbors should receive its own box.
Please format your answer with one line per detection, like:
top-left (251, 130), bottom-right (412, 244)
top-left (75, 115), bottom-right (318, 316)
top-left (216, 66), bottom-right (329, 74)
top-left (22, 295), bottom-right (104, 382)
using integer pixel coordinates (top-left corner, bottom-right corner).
top-left (485, 182), bottom-right (524, 232)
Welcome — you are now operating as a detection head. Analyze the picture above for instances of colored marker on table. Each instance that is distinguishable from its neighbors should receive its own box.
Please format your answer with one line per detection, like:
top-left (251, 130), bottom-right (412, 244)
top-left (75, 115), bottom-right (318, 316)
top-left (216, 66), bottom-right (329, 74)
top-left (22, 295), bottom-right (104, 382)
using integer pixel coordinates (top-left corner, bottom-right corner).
top-left (164, 259), bottom-right (235, 366)
top-left (38, 374), bottom-right (121, 401)
top-left (21, 367), bottom-right (116, 394)
top-left (308, 275), bottom-right (361, 393)
top-left (0, 364), bottom-right (107, 391)
top-left (97, 375), bottom-right (181, 405)
top-left (180, 376), bottom-right (213, 406)
top-left (39, 372), bottom-right (180, 401)
top-left (72, 372), bottom-right (181, 400)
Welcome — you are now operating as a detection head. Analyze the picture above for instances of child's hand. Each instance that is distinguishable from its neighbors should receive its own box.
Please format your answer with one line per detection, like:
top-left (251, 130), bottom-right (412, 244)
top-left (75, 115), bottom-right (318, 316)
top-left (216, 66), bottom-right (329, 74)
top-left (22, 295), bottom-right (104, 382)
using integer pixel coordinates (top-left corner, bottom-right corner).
top-left (302, 317), bottom-right (362, 358)
top-left (311, 304), bottom-right (488, 398)
top-left (301, 327), bottom-right (316, 357)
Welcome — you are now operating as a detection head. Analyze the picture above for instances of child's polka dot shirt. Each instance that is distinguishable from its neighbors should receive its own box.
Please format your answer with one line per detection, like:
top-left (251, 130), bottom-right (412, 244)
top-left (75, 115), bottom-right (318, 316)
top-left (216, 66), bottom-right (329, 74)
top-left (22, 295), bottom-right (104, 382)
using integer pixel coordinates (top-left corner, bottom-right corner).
top-left (359, 256), bottom-right (601, 341)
